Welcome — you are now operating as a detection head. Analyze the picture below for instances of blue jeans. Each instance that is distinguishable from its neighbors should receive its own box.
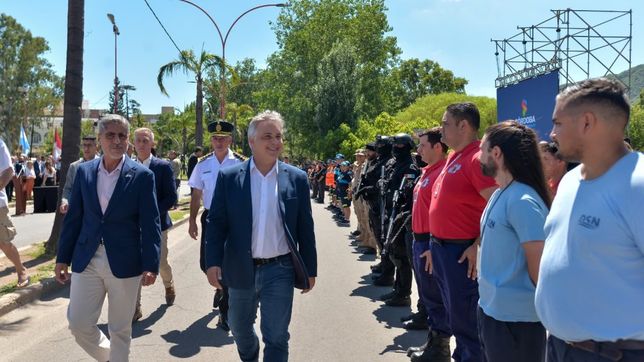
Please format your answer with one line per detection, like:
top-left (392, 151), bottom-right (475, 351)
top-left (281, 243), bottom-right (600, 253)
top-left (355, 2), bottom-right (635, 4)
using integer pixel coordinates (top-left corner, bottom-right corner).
top-left (228, 255), bottom-right (295, 362)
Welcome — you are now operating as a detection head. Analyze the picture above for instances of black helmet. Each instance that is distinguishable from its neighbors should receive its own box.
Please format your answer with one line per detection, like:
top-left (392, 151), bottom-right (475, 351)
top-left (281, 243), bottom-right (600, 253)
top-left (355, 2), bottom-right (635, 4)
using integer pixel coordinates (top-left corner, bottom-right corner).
top-left (392, 133), bottom-right (415, 149)
top-left (375, 135), bottom-right (391, 147)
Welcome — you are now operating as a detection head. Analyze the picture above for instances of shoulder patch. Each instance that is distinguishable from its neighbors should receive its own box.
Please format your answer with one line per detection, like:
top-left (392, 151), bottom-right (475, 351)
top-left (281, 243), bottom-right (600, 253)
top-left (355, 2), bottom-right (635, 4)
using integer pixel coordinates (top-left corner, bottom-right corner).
top-left (232, 151), bottom-right (248, 161)
top-left (198, 152), bottom-right (213, 163)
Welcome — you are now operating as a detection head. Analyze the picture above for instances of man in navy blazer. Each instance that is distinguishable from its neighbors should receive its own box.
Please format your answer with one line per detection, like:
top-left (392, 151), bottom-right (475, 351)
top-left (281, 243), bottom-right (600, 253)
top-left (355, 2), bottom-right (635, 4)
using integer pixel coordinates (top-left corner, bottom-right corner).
top-left (55, 115), bottom-right (161, 362)
top-left (206, 110), bottom-right (317, 362)
top-left (133, 128), bottom-right (178, 317)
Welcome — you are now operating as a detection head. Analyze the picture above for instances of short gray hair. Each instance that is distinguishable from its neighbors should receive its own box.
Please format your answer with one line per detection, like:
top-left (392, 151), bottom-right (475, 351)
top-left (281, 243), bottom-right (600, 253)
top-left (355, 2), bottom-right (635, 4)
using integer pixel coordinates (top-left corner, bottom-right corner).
top-left (97, 114), bottom-right (130, 135)
top-left (134, 127), bottom-right (155, 141)
top-left (247, 110), bottom-right (284, 139)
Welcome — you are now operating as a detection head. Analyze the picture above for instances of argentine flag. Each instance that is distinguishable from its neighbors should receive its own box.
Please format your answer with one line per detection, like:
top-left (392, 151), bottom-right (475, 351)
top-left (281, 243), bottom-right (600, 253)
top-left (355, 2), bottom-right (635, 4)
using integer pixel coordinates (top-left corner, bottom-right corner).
top-left (19, 124), bottom-right (30, 156)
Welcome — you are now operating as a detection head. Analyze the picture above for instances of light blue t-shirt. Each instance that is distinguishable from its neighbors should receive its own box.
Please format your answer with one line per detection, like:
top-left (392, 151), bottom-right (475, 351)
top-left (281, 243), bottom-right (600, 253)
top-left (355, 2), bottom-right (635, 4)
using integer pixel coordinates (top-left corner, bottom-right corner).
top-left (535, 152), bottom-right (644, 342)
top-left (478, 181), bottom-right (548, 322)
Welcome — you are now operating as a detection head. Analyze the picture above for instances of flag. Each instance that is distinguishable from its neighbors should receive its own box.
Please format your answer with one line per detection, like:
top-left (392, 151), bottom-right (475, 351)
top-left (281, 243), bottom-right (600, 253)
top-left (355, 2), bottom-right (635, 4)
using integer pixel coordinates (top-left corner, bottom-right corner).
top-left (53, 128), bottom-right (62, 161)
top-left (19, 124), bottom-right (30, 156)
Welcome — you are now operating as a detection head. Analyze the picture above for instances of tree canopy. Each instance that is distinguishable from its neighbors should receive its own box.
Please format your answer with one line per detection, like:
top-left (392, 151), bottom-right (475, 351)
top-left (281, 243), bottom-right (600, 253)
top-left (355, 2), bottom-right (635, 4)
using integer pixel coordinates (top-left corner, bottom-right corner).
top-left (0, 14), bottom-right (63, 151)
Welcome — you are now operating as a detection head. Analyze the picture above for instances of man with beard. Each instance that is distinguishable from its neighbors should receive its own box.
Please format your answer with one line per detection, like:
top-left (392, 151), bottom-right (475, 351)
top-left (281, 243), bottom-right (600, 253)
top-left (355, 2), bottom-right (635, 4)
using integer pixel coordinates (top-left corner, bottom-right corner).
top-left (477, 121), bottom-right (549, 362)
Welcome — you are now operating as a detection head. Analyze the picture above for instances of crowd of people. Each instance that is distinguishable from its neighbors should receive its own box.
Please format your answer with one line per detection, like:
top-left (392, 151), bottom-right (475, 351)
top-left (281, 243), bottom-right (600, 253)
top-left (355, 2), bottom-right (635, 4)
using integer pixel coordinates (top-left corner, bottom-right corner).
top-left (0, 76), bottom-right (642, 361)
top-left (309, 77), bottom-right (643, 362)
top-left (3, 154), bottom-right (60, 215)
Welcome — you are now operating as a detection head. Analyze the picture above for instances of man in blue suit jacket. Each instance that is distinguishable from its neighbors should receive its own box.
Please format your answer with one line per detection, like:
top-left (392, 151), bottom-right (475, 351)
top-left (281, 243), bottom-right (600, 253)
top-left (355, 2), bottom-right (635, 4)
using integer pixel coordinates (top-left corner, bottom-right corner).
top-left (133, 127), bottom-right (178, 316)
top-left (55, 115), bottom-right (161, 362)
top-left (206, 111), bottom-right (317, 362)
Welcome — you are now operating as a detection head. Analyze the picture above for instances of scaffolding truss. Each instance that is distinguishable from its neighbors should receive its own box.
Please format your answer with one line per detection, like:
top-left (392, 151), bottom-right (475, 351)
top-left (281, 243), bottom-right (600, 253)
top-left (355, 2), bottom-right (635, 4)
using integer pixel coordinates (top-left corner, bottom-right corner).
top-left (492, 9), bottom-right (632, 90)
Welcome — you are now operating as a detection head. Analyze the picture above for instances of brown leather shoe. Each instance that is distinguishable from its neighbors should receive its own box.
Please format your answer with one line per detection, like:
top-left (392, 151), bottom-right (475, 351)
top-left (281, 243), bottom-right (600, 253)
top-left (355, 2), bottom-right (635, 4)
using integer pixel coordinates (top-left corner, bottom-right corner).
top-left (165, 286), bottom-right (176, 306)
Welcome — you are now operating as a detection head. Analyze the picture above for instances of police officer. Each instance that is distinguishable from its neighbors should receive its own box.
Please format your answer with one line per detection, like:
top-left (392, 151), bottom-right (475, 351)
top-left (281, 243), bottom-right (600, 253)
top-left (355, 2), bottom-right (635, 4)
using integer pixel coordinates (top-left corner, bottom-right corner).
top-left (380, 133), bottom-right (420, 307)
top-left (356, 136), bottom-right (395, 285)
top-left (188, 120), bottom-right (246, 330)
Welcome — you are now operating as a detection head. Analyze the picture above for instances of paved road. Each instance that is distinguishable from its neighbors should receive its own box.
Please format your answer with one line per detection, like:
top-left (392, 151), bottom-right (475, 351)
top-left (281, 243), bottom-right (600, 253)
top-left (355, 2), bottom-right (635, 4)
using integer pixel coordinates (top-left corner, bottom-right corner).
top-left (0, 201), bottom-right (430, 361)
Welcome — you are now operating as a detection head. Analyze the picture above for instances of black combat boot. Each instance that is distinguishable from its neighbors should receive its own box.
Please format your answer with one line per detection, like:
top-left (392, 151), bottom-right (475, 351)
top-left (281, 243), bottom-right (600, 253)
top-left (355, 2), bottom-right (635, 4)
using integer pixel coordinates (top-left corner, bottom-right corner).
top-left (410, 330), bottom-right (451, 362)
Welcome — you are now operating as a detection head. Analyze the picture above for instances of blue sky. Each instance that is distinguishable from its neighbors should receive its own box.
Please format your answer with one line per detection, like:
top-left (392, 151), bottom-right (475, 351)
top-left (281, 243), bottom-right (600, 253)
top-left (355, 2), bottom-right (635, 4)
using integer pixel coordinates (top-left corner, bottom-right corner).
top-left (3, 0), bottom-right (642, 114)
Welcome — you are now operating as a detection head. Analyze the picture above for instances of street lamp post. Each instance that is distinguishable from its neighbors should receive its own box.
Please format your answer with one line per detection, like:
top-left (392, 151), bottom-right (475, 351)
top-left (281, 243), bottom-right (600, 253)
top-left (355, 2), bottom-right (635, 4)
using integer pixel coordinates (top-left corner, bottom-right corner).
top-left (179, 1), bottom-right (287, 120)
top-left (107, 13), bottom-right (120, 114)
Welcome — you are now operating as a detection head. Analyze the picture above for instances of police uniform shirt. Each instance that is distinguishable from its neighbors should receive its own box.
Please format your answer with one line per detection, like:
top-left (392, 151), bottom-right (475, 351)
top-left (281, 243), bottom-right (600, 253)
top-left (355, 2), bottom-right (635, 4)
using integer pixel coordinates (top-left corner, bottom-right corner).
top-left (188, 149), bottom-right (243, 210)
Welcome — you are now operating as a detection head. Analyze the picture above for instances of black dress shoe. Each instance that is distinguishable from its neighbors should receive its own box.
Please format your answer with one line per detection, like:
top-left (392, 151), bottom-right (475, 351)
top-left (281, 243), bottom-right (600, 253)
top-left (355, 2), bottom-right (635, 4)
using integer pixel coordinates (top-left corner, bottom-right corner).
top-left (360, 247), bottom-right (376, 255)
top-left (384, 295), bottom-right (411, 307)
top-left (407, 337), bottom-right (429, 356)
top-left (372, 276), bottom-right (394, 286)
top-left (410, 331), bottom-right (451, 362)
top-left (400, 312), bottom-right (416, 322)
top-left (403, 318), bottom-right (428, 330)
top-left (378, 290), bottom-right (397, 301)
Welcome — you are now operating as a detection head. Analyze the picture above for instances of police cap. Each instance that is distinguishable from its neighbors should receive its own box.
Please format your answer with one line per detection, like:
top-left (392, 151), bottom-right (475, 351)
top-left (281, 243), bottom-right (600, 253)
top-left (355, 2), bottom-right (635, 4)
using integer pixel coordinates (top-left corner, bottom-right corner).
top-left (208, 120), bottom-right (234, 136)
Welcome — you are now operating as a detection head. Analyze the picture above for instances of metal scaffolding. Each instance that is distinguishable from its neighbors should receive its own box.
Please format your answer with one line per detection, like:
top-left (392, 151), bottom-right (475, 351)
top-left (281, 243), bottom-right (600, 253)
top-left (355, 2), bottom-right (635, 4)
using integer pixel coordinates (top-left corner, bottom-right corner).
top-left (492, 9), bottom-right (632, 91)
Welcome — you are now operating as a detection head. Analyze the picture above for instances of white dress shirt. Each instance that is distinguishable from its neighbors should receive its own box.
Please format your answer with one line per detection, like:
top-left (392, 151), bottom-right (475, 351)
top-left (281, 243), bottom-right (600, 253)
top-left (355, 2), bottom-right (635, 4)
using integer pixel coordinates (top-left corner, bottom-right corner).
top-left (97, 155), bottom-right (125, 214)
top-left (250, 158), bottom-right (290, 259)
top-left (137, 155), bottom-right (152, 169)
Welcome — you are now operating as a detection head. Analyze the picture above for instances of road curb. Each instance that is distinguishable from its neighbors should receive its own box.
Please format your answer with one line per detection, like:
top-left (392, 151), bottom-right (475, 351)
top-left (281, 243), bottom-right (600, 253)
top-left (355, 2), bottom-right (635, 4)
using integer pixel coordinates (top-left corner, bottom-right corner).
top-left (0, 213), bottom-right (193, 319)
top-left (0, 276), bottom-right (66, 318)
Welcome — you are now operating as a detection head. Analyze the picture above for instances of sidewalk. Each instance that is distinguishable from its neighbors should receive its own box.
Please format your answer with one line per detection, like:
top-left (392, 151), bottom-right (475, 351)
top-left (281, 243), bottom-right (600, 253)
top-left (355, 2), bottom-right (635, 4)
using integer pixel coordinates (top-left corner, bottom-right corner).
top-left (0, 196), bottom-right (195, 318)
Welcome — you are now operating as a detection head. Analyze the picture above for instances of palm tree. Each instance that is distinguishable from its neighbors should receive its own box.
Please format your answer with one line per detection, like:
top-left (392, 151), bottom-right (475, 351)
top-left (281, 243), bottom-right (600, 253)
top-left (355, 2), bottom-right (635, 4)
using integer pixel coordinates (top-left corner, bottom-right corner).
top-left (46, 0), bottom-right (84, 254)
top-left (157, 50), bottom-right (225, 147)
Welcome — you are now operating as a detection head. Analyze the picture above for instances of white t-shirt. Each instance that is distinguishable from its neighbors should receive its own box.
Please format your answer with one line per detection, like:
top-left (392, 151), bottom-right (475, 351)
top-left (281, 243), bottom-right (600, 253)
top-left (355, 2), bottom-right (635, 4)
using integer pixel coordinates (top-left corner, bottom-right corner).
top-left (0, 139), bottom-right (12, 208)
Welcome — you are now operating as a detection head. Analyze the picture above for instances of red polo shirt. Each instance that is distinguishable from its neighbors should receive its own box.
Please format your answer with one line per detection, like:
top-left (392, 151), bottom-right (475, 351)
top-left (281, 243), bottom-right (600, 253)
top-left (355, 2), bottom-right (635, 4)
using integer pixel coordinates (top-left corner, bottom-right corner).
top-left (412, 158), bottom-right (447, 234)
top-left (429, 140), bottom-right (497, 239)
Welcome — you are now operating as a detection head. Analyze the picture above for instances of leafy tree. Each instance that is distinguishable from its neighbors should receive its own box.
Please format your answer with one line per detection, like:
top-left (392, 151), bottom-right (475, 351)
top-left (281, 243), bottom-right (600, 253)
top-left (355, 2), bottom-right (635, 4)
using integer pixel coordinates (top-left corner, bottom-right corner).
top-left (629, 104), bottom-right (644, 151)
top-left (257, 0), bottom-right (401, 158)
top-left (205, 58), bottom-right (259, 112)
top-left (107, 79), bottom-right (126, 116)
top-left (387, 58), bottom-right (468, 110)
top-left (0, 14), bottom-right (63, 150)
top-left (46, 0), bottom-right (84, 254)
top-left (158, 49), bottom-right (225, 147)
top-left (225, 102), bottom-right (254, 155)
top-left (151, 103), bottom-right (196, 157)
top-left (313, 41), bottom-right (361, 136)
top-left (337, 93), bottom-right (497, 158)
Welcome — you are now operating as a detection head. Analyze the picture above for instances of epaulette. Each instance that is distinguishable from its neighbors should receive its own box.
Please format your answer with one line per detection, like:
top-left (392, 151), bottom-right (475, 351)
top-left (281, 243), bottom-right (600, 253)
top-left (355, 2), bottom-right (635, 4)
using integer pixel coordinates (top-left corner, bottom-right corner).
top-left (233, 151), bottom-right (248, 161)
top-left (198, 152), bottom-right (213, 163)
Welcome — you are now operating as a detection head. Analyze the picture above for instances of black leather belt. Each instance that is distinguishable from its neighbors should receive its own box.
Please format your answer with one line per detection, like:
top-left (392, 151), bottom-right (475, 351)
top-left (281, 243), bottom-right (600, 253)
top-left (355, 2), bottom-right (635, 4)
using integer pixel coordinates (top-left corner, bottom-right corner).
top-left (430, 236), bottom-right (475, 245)
top-left (413, 233), bottom-right (431, 242)
top-left (253, 253), bottom-right (291, 266)
top-left (568, 339), bottom-right (644, 361)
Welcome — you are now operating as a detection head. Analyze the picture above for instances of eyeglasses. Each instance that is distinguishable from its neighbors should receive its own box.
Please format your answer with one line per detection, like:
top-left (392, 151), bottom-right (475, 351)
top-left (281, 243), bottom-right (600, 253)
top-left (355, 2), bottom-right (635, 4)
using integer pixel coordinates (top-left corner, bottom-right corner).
top-left (104, 132), bottom-right (128, 141)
